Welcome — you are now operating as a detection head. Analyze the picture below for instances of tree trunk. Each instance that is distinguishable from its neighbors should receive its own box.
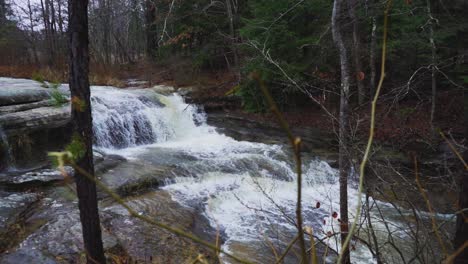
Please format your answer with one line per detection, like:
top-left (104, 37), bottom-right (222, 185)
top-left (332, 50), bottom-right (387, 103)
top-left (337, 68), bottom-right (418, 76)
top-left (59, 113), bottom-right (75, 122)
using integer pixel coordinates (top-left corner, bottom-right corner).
top-left (454, 6), bottom-right (468, 262)
top-left (225, 0), bottom-right (239, 78)
top-left (145, 0), bottom-right (157, 58)
top-left (369, 16), bottom-right (377, 97)
top-left (97, 0), bottom-right (111, 65)
top-left (0, 0), bottom-right (6, 23)
top-left (427, 0), bottom-right (437, 131)
top-left (349, 0), bottom-right (365, 105)
top-left (332, 0), bottom-right (352, 263)
top-left (454, 85), bottom-right (468, 263)
top-left (68, 0), bottom-right (106, 263)
top-left (57, 0), bottom-right (64, 34)
top-left (27, 0), bottom-right (40, 65)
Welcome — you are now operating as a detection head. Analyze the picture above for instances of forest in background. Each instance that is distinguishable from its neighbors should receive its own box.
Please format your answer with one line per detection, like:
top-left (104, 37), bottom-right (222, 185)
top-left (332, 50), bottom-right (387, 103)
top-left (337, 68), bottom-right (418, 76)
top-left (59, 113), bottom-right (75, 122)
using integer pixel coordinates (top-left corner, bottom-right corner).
top-left (0, 0), bottom-right (466, 114)
top-left (0, 0), bottom-right (468, 263)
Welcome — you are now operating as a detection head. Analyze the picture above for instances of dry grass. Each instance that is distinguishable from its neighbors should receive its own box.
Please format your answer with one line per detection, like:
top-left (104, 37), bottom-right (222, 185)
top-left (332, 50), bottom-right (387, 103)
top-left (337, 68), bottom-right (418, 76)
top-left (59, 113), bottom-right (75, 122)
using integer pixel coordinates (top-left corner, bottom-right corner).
top-left (0, 58), bottom-right (236, 91)
top-left (0, 63), bottom-right (126, 87)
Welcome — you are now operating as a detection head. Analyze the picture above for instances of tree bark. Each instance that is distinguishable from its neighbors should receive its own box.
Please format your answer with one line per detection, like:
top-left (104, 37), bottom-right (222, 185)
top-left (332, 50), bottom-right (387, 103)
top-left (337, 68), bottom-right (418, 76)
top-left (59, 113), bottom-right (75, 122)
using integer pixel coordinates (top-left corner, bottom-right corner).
top-left (225, 0), bottom-right (239, 78)
top-left (369, 16), bottom-right (377, 97)
top-left (332, 0), bottom-right (352, 263)
top-left (97, 0), bottom-right (111, 65)
top-left (26, 0), bottom-right (40, 65)
top-left (145, 0), bottom-right (157, 58)
top-left (454, 70), bottom-right (468, 264)
top-left (454, 5), bottom-right (468, 261)
top-left (349, 0), bottom-right (365, 105)
top-left (57, 0), bottom-right (64, 34)
top-left (68, 0), bottom-right (106, 263)
top-left (0, 0), bottom-right (6, 24)
top-left (426, 0), bottom-right (437, 131)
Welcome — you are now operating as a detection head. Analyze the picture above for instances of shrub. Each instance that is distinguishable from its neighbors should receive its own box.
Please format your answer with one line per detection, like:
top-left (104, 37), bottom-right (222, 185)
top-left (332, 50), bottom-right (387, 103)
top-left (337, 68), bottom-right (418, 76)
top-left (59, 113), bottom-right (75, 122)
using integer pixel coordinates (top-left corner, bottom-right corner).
top-left (32, 72), bottom-right (47, 87)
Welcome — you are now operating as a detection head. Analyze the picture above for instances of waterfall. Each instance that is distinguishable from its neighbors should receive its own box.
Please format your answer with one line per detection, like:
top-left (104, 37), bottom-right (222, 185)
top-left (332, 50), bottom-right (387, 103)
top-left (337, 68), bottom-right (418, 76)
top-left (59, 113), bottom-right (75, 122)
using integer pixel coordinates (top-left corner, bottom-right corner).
top-left (0, 78), bottom-right (444, 263)
top-left (90, 86), bottom-right (206, 149)
top-left (90, 87), bottom-right (378, 263)
top-left (89, 87), bottom-right (351, 262)
top-left (90, 86), bottom-right (432, 264)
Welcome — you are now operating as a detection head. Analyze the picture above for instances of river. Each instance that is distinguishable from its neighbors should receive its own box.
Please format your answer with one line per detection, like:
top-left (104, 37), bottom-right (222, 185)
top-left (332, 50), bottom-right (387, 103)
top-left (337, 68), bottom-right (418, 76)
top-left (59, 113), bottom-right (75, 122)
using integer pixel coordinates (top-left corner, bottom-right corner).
top-left (0, 78), bottom-right (453, 263)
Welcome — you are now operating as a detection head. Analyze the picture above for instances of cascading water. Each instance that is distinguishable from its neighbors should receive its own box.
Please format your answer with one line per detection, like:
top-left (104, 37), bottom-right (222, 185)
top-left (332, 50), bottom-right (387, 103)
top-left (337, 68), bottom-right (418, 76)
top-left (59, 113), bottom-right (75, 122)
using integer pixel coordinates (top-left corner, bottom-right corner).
top-left (91, 87), bottom-right (381, 263)
top-left (91, 86), bottom-right (207, 149)
top-left (0, 78), bottom-right (453, 263)
top-left (91, 87), bottom-right (441, 264)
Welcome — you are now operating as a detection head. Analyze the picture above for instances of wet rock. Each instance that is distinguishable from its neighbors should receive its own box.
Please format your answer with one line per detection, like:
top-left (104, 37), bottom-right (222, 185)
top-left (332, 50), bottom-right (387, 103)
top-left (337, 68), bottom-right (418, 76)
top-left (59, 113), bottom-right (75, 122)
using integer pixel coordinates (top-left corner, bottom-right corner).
top-left (151, 85), bottom-right (176, 95)
top-left (0, 100), bottom-right (55, 115)
top-left (0, 105), bottom-right (71, 136)
top-left (0, 188), bottom-right (215, 263)
top-left (0, 248), bottom-right (57, 264)
top-left (101, 191), bottom-right (215, 263)
top-left (0, 192), bottom-right (38, 234)
top-left (93, 150), bottom-right (105, 164)
top-left (135, 147), bottom-right (199, 166)
top-left (98, 160), bottom-right (182, 197)
top-left (0, 167), bottom-right (72, 187)
top-left (0, 80), bottom-right (51, 106)
top-left (206, 112), bottom-right (338, 162)
top-left (94, 154), bottom-right (126, 175)
top-left (3, 127), bottom-right (72, 171)
top-left (0, 187), bottom-right (117, 263)
top-left (0, 78), bottom-right (71, 138)
top-left (126, 79), bottom-right (149, 88)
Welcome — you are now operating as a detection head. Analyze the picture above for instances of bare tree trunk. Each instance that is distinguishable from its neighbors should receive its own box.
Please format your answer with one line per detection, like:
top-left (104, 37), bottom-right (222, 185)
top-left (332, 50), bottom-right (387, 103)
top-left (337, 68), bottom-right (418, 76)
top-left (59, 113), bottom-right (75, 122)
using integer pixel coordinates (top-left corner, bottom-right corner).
top-left (427, 0), bottom-right (437, 130)
top-left (455, 83), bottom-right (468, 264)
top-left (57, 0), bottom-right (64, 34)
top-left (98, 0), bottom-right (111, 64)
top-left (225, 0), bottom-right (239, 78)
top-left (113, 31), bottom-right (133, 64)
top-left (26, 0), bottom-right (40, 65)
top-left (332, 0), bottom-right (352, 263)
top-left (40, 0), bottom-right (51, 66)
top-left (145, 0), bottom-right (157, 58)
top-left (349, 0), bottom-right (365, 105)
top-left (454, 6), bottom-right (468, 262)
top-left (369, 16), bottom-right (377, 97)
top-left (0, 0), bottom-right (6, 23)
top-left (0, 0), bottom-right (7, 25)
top-left (49, 0), bottom-right (58, 61)
top-left (68, 0), bottom-right (106, 262)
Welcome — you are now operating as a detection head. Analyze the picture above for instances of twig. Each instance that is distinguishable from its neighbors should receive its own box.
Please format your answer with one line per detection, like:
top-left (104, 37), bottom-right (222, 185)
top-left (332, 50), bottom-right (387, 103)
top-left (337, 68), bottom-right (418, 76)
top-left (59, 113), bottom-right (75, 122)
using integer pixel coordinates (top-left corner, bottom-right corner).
top-left (440, 131), bottom-right (468, 170)
top-left (337, 1), bottom-right (392, 262)
top-left (414, 155), bottom-right (448, 257)
top-left (252, 73), bottom-right (308, 263)
top-left (274, 234), bottom-right (300, 264)
top-left (158, 0), bottom-right (176, 46)
top-left (444, 241), bottom-right (468, 264)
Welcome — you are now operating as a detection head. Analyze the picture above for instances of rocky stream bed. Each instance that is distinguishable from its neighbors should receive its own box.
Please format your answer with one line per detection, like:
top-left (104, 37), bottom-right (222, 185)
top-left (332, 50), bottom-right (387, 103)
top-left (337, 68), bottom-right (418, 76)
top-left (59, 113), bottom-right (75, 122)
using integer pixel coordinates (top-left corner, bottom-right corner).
top-left (0, 77), bottom-right (459, 264)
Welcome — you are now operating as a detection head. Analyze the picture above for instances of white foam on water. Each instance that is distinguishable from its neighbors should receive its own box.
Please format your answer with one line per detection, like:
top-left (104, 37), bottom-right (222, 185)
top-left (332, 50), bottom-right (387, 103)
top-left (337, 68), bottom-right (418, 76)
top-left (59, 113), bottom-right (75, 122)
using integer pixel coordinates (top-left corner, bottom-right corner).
top-left (0, 78), bottom-right (451, 263)
top-left (88, 85), bottom-right (380, 262)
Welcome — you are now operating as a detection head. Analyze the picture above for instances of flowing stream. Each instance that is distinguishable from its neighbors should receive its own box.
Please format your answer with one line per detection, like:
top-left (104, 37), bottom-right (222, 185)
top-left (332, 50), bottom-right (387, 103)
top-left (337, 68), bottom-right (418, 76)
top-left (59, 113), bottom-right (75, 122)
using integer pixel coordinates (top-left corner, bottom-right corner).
top-left (0, 79), bottom-right (449, 263)
top-left (90, 87), bottom-right (394, 263)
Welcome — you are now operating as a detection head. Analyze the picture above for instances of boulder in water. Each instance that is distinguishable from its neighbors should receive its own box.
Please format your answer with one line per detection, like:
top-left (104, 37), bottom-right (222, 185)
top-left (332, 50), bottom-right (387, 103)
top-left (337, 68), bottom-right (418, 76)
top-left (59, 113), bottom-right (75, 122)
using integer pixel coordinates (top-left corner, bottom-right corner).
top-left (98, 160), bottom-right (183, 197)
